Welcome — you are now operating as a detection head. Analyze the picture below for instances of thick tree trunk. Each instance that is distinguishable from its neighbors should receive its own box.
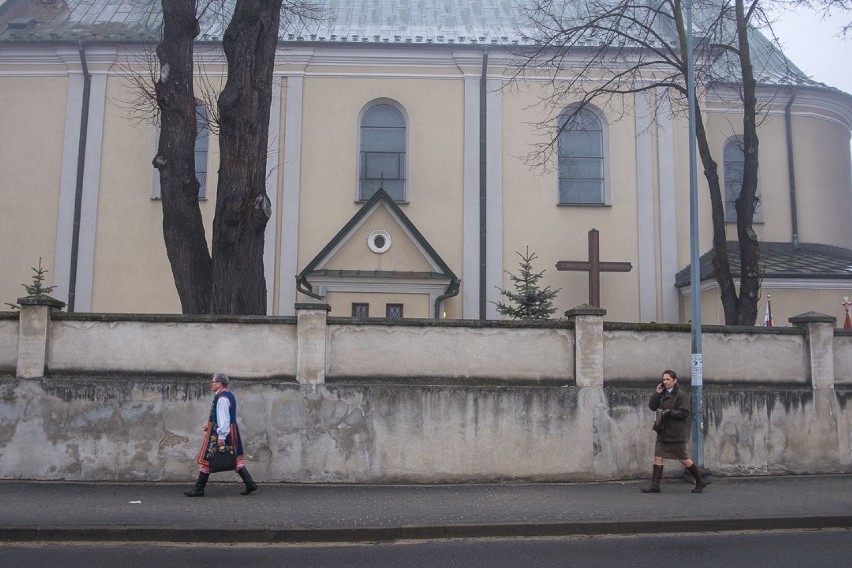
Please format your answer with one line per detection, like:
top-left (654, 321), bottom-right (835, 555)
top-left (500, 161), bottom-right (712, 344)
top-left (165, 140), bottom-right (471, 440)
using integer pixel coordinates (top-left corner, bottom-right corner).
top-left (153, 0), bottom-right (212, 314)
top-left (211, 0), bottom-right (280, 315)
top-left (675, 0), bottom-right (759, 325)
top-left (732, 0), bottom-right (761, 325)
top-left (694, 105), bottom-right (739, 325)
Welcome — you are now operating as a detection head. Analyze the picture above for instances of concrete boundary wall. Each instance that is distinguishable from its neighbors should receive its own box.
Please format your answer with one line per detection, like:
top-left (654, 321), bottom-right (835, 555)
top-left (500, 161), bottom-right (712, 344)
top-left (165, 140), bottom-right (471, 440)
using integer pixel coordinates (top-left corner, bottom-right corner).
top-left (0, 313), bottom-right (17, 373)
top-left (603, 325), bottom-right (808, 384)
top-left (0, 301), bottom-right (848, 482)
top-left (48, 315), bottom-right (298, 378)
top-left (834, 332), bottom-right (852, 385)
top-left (326, 321), bottom-right (574, 382)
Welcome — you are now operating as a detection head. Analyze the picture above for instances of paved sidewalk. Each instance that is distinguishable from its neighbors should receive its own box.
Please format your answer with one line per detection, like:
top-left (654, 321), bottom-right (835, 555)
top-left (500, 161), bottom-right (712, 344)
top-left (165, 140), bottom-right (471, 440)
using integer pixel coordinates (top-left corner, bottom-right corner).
top-left (0, 474), bottom-right (849, 543)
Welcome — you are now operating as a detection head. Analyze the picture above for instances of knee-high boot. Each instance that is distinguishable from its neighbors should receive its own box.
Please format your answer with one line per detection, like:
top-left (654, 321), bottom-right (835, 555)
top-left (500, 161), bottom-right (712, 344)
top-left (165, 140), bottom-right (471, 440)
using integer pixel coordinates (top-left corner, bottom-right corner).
top-left (686, 464), bottom-right (707, 493)
top-left (237, 467), bottom-right (258, 495)
top-left (184, 472), bottom-right (209, 497)
top-left (640, 464), bottom-right (663, 493)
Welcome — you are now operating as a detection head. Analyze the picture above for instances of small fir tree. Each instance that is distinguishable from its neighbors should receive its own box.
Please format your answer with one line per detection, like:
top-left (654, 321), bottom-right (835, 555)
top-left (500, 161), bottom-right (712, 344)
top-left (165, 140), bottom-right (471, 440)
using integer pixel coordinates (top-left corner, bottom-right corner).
top-left (494, 247), bottom-right (559, 320)
top-left (5, 258), bottom-right (57, 310)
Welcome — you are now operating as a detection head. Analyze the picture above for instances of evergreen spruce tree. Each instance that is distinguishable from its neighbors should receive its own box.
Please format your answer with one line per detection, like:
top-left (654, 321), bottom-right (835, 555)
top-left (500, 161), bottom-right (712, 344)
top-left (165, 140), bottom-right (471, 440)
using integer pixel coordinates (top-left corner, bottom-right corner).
top-left (5, 258), bottom-right (57, 310)
top-left (494, 247), bottom-right (559, 320)
top-left (23, 258), bottom-right (56, 297)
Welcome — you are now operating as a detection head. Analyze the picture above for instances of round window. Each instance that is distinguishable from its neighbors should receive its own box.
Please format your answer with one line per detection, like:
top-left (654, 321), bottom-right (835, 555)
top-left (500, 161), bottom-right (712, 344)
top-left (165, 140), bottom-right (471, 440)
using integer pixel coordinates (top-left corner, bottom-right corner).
top-left (368, 230), bottom-right (392, 253)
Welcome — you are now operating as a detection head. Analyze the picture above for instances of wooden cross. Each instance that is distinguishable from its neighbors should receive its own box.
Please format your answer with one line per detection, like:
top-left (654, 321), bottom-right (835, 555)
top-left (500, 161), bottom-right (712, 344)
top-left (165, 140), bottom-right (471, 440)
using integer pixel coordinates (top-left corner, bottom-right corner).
top-left (555, 228), bottom-right (632, 307)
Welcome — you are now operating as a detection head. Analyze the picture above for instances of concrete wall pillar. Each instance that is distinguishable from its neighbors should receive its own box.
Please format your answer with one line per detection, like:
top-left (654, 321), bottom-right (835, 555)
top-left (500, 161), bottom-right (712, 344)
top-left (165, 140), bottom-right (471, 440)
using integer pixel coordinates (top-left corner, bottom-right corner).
top-left (295, 302), bottom-right (331, 384)
top-left (565, 304), bottom-right (606, 387)
top-left (16, 295), bottom-right (65, 378)
top-left (790, 312), bottom-right (837, 390)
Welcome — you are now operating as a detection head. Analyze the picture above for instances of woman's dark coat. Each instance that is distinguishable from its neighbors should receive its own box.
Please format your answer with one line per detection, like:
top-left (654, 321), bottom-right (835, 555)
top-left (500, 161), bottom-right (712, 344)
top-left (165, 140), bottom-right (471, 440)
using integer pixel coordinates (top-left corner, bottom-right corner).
top-left (648, 385), bottom-right (690, 442)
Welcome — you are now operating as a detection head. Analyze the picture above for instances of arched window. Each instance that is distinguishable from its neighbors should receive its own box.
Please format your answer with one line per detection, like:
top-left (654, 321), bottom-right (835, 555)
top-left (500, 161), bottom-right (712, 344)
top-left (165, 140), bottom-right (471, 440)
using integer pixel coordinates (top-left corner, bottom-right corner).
top-left (194, 102), bottom-right (210, 198)
top-left (723, 138), bottom-right (744, 223)
top-left (359, 103), bottom-right (406, 201)
top-left (724, 137), bottom-right (761, 223)
top-left (557, 106), bottom-right (607, 205)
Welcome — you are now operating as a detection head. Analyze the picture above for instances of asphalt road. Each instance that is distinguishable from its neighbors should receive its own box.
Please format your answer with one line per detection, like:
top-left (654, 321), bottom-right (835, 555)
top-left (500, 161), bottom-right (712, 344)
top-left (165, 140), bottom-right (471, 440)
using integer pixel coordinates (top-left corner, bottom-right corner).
top-left (1, 529), bottom-right (850, 568)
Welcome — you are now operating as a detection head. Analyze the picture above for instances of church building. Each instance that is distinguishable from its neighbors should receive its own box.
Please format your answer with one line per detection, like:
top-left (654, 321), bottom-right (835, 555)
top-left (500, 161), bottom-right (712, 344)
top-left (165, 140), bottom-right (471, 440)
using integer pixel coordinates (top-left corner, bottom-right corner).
top-left (1, 0), bottom-right (850, 324)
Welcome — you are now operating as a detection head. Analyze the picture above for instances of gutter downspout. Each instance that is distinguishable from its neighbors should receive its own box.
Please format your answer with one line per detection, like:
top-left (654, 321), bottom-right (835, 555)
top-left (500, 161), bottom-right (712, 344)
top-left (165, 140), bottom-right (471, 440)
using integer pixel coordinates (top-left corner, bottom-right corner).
top-left (479, 46), bottom-right (488, 320)
top-left (785, 90), bottom-right (799, 250)
top-left (434, 277), bottom-right (460, 319)
top-left (68, 41), bottom-right (91, 312)
top-left (295, 274), bottom-right (324, 300)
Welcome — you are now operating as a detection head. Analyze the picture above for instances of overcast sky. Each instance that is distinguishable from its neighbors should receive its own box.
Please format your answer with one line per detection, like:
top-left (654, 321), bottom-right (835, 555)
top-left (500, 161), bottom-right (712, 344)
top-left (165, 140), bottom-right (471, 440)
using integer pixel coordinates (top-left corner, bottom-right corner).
top-left (769, 6), bottom-right (852, 94)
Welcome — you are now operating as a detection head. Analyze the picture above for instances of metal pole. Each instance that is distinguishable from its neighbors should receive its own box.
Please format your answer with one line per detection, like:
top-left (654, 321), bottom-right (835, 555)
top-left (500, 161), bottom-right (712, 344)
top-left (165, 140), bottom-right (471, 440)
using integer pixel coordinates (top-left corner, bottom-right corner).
top-left (685, 0), bottom-right (705, 472)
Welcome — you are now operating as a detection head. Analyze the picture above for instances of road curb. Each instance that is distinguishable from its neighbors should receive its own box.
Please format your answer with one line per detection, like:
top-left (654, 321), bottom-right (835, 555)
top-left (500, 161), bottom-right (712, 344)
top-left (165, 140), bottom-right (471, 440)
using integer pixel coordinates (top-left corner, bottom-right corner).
top-left (2, 516), bottom-right (850, 544)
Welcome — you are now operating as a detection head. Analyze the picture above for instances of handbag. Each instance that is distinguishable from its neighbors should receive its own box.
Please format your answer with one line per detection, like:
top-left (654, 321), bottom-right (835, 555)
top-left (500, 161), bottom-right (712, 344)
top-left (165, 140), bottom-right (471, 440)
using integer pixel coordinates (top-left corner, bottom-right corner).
top-left (652, 409), bottom-right (664, 432)
top-left (208, 445), bottom-right (236, 473)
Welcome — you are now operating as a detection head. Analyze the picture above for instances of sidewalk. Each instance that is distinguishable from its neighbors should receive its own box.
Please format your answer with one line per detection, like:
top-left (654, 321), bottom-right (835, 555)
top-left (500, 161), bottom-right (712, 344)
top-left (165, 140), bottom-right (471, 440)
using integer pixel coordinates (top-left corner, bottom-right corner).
top-left (0, 474), bottom-right (849, 544)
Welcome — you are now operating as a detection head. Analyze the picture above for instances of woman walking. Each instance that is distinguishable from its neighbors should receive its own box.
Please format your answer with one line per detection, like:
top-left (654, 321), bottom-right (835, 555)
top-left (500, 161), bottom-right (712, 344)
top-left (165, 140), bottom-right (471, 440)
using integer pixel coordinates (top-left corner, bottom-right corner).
top-left (641, 370), bottom-right (707, 494)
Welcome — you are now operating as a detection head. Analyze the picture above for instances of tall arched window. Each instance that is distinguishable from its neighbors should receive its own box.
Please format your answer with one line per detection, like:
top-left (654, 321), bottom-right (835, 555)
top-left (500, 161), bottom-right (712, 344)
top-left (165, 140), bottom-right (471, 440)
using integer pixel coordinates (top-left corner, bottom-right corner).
top-left (557, 106), bottom-right (606, 205)
top-left (194, 102), bottom-right (210, 198)
top-left (359, 103), bottom-right (406, 201)
top-left (724, 137), bottom-right (761, 223)
top-left (724, 138), bottom-right (744, 223)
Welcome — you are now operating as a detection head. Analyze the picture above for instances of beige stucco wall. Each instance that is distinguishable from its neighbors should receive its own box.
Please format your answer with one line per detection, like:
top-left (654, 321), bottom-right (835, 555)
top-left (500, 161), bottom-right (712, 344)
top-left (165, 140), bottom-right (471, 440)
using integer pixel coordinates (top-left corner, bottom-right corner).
top-left (0, 48), bottom-right (849, 325)
top-left (296, 75), bottom-right (465, 318)
top-left (326, 292), bottom-right (430, 318)
top-left (91, 76), bottom-right (219, 313)
top-left (0, 75), bottom-right (66, 307)
top-left (324, 205), bottom-right (435, 272)
top-left (501, 84), bottom-right (641, 322)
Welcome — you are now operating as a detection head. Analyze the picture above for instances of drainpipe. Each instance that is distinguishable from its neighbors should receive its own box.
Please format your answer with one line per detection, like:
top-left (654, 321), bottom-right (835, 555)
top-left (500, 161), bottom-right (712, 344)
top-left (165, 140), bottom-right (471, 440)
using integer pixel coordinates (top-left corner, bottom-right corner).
top-left (434, 277), bottom-right (460, 319)
top-left (295, 274), bottom-right (324, 300)
top-left (785, 90), bottom-right (799, 250)
top-left (479, 46), bottom-right (488, 320)
top-left (68, 41), bottom-right (91, 312)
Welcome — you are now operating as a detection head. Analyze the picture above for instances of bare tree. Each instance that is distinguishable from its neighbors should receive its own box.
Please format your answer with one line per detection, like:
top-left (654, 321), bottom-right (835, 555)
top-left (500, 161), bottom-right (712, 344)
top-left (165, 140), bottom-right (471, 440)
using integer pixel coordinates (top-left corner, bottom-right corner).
top-left (516, 0), bottom-right (796, 325)
top-left (151, 0), bottom-right (322, 314)
top-left (153, 0), bottom-right (212, 314)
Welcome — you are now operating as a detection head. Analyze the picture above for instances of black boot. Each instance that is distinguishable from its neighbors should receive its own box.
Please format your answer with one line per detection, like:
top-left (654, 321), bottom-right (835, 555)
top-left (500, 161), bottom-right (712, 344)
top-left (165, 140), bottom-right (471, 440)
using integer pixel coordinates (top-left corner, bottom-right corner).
top-left (184, 472), bottom-right (209, 497)
top-left (237, 467), bottom-right (258, 495)
top-left (640, 464), bottom-right (664, 493)
top-left (686, 464), bottom-right (707, 493)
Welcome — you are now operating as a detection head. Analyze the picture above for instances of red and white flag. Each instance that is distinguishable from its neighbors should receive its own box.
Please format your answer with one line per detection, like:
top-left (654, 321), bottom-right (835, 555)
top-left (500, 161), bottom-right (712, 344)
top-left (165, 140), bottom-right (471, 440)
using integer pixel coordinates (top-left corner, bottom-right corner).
top-left (763, 294), bottom-right (773, 327)
top-left (843, 297), bottom-right (852, 329)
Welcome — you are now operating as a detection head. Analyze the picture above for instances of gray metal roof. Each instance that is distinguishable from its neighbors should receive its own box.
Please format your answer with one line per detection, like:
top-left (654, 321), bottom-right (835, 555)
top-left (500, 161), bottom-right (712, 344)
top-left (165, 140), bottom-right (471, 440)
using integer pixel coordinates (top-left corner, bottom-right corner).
top-left (0, 0), bottom-right (826, 88)
top-left (0, 0), bottom-right (529, 44)
top-left (675, 242), bottom-right (852, 287)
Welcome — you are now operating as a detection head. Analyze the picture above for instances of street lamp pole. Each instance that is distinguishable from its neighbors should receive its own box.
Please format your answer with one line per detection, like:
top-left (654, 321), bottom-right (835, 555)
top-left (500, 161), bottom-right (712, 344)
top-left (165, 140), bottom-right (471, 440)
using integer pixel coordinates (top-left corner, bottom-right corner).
top-left (685, 0), bottom-right (705, 472)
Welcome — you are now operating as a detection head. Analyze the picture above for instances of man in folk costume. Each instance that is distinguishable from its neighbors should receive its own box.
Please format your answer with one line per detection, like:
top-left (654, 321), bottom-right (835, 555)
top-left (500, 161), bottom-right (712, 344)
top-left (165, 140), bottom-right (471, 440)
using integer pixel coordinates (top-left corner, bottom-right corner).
top-left (184, 372), bottom-right (258, 497)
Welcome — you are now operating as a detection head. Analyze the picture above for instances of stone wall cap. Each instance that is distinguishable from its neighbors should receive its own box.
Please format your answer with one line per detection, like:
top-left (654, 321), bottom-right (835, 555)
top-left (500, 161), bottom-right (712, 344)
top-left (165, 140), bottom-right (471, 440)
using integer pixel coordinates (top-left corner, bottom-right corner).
top-left (564, 304), bottom-right (607, 318)
top-left (294, 302), bottom-right (332, 312)
top-left (17, 294), bottom-right (65, 309)
top-left (788, 311), bottom-right (837, 325)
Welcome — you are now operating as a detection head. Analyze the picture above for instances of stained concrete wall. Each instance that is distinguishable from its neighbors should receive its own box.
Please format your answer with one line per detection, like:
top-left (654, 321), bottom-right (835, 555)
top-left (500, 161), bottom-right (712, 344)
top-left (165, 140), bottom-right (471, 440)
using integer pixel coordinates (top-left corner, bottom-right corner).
top-left (603, 325), bottom-right (808, 384)
top-left (0, 314), bottom-right (17, 373)
top-left (0, 378), bottom-right (847, 482)
top-left (835, 332), bottom-right (852, 385)
top-left (48, 314), bottom-right (298, 378)
top-left (0, 304), bottom-right (848, 482)
top-left (326, 320), bottom-right (574, 382)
